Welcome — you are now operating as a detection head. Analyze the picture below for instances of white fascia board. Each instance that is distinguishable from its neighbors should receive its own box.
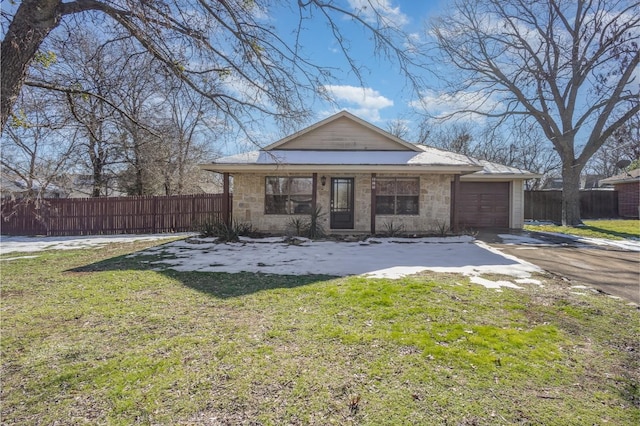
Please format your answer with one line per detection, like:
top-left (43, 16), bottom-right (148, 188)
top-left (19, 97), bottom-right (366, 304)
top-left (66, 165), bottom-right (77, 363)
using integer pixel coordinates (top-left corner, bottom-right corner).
top-left (461, 173), bottom-right (543, 181)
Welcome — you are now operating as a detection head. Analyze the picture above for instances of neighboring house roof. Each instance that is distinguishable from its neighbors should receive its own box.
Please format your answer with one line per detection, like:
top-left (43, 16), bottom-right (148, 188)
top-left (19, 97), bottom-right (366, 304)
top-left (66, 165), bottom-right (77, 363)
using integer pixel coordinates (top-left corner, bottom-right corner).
top-left (543, 174), bottom-right (607, 189)
top-left (0, 175), bottom-right (26, 194)
top-left (1, 173), bottom-right (66, 198)
top-left (599, 168), bottom-right (640, 186)
top-left (201, 111), bottom-right (539, 179)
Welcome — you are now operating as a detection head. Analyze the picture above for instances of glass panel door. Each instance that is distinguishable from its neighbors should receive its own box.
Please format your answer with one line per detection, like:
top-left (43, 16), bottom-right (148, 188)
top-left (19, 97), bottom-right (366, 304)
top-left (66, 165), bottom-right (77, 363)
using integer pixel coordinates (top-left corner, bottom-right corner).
top-left (330, 178), bottom-right (355, 229)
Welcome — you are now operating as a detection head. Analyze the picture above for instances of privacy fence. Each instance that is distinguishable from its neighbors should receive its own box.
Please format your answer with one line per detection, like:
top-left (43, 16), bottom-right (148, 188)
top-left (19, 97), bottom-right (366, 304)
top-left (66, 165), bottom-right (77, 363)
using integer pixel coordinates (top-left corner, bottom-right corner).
top-left (1, 194), bottom-right (231, 236)
top-left (524, 190), bottom-right (618, 223)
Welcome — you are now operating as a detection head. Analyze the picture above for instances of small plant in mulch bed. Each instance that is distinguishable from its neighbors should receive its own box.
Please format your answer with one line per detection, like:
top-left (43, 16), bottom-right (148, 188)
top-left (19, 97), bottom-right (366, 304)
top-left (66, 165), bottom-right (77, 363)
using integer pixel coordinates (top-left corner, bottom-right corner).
top-left (287, 206), bottom-right (326, 240)
top-left (287, 217), bottom-right (307, 237)
top-left (198, 218), bottom-right (255, 242)
top-left (432, 220), bottom-right (451, 237)
top-left (382, 221), bottom-right (405, 237)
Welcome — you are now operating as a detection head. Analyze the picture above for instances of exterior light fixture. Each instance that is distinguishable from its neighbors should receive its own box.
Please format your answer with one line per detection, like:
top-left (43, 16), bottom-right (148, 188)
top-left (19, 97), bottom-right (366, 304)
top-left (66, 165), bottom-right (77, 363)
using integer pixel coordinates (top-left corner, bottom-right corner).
top-left (321, 176), bottom-right (327, 186)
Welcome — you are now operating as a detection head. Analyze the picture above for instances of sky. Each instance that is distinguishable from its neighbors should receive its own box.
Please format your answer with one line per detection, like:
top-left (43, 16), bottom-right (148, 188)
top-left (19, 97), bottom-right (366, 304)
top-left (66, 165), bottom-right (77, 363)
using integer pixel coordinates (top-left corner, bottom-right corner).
top-left (3, 0), bottom-right (636, 157)
top-left (260, 0), bottom-right (639, 140)
top-left (263, 0), bottom-right (450, 134)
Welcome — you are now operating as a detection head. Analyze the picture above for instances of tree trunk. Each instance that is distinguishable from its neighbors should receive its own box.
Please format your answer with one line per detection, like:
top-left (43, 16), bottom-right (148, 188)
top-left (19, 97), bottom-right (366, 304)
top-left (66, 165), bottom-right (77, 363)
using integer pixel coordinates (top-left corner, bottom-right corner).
top-left (561, 161), bottom-right (583, 226)
top-left (91, 156), bottom-right (103, 197)
top-left (1, 0), bottom-right (62, 131)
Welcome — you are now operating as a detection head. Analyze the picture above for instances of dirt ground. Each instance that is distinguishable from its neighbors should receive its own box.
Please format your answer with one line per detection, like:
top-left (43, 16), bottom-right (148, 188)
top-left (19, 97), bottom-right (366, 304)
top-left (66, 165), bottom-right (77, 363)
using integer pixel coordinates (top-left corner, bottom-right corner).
top-left (487, 234), bottom-right (640, 304)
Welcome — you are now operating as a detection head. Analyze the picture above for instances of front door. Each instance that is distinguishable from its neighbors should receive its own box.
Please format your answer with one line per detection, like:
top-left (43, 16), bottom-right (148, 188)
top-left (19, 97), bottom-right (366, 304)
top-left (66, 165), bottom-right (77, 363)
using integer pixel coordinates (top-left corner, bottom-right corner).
top-left (330, 177), bottom-right (355, 229)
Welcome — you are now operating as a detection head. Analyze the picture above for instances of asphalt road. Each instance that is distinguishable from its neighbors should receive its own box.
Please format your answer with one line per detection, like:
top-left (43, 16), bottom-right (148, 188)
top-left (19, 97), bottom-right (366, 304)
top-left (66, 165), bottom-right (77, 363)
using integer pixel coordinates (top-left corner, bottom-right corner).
top-left (487, 233), bottom-right (640, 304)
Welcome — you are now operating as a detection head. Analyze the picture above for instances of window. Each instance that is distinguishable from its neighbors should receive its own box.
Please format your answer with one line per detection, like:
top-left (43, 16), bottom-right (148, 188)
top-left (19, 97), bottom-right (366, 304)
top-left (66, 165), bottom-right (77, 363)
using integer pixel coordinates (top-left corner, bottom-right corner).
top-left (375, 177), bottom-right (419, 215)
top-left (265, 177), bottom-right (313, 214)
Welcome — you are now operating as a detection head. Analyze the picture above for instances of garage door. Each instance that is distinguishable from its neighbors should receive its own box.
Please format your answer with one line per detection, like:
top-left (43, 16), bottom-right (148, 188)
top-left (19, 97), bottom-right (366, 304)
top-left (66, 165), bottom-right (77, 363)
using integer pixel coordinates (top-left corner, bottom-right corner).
top-left (458, 182), bottom-right (510, 228)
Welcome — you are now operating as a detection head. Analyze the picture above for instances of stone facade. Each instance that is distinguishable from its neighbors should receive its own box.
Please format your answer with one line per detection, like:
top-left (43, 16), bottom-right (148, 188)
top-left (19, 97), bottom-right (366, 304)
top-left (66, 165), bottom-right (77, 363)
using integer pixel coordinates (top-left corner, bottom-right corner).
top-left (232, 172), bottom-right (454, 234)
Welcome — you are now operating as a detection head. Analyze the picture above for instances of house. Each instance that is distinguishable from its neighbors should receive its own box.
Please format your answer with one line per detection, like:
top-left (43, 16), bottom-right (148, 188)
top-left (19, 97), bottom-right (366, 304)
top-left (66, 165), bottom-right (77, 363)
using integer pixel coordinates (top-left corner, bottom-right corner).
top-left (200, 111), bottom-right (540, 234)
top-left (542, 174), bottom-right (607, 190)
top-left (0, 172), bottom-right (66, 199)
top-left (599, 168), bottom-right (640, 218)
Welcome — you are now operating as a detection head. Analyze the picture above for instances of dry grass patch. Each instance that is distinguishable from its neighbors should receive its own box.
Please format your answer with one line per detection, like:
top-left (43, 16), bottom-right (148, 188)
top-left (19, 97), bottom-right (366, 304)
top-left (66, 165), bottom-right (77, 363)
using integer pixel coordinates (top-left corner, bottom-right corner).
top-left (525, 219), bottom-right (640, 240)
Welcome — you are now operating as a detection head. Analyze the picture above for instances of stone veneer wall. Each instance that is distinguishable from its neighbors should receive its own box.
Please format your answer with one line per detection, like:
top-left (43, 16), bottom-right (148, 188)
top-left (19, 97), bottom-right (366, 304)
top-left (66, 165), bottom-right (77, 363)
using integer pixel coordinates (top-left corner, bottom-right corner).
top-left (374, 173), bottom-right (452, 233)
top-left (232, 172), bottom-right (453, 234)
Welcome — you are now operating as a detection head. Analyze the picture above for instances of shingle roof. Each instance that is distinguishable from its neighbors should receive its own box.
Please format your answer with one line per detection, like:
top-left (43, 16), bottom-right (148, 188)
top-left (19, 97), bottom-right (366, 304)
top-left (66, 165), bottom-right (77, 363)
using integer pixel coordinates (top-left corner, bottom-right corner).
top-left (201, 111), bottom-right (539, 178)
top-left (214, 148), bottom-right (481, 167)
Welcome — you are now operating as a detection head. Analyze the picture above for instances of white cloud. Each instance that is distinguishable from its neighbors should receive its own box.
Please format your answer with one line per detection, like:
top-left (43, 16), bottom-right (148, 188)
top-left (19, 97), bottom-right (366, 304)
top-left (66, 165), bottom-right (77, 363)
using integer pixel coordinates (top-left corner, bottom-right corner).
top-left (323, 84), bottom-right (394, 122)
top-left (347, 0), bottom-right (409, 27)
top-left (409, 89), bottom-right (502, 123)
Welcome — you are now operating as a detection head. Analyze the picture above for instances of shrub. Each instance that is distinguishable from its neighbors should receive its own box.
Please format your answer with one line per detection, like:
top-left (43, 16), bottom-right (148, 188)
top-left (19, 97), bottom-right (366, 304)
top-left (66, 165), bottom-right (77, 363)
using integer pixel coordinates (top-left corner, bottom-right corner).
top-left (382, 221), bottom-right (405, 237)
top-left (432, 220), bottom-right (450, 237)
top-left (307, 206), bottom-right (326, 239)
top-left (199, 218), bottom-right (254, 242)
top-left (287, 206), bottom-right (326, 239)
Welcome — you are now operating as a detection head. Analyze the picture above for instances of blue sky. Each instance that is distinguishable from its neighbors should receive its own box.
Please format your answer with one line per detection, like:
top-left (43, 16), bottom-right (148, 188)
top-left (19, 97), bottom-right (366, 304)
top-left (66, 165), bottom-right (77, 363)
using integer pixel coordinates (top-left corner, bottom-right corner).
top-left (266, 0), bottom-right (450, 129)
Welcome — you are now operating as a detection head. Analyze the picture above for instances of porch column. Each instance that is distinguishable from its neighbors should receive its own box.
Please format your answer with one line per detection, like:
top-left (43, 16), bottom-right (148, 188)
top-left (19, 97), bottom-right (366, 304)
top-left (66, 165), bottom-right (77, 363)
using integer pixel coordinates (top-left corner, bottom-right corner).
top-left (451, 174), bottom-right (460, 233)
top-left (222, 172), bottom-right (230, 226)
top-left (370, 173), bottom-right (376, 234)
top-left (312, 173), bottom-right (318, 212)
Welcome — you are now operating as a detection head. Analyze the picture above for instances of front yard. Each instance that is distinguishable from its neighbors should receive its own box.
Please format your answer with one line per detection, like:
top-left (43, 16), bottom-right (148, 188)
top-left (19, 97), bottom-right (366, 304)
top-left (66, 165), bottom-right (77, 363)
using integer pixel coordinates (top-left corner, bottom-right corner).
top-left (1, 239), bottom-right (639, 425)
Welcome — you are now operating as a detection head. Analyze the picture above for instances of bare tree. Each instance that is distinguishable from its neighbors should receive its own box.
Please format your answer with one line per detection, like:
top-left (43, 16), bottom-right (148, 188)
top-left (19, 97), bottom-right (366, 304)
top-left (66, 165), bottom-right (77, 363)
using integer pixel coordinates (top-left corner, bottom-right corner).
top-left (586, 113), bottom-right (640, 177)
top-left (1, 0), bottom-right (418, 135)
top-left (418, 121), bottom-right (476, 155)
top-left (48, 28), bottom-right (126, 196)
top-left (475, 121), bottom-right (561, 189)
top-left (427, 0), bottom-right (639, 225)
top-left (158, 87), bottom-right (219, 195)
top-left (0, 87), bottom-right (75, 199)
top-left (418, 117), bottom-right (560, 189)
top-left (385, 118), bottom-right (411, 139)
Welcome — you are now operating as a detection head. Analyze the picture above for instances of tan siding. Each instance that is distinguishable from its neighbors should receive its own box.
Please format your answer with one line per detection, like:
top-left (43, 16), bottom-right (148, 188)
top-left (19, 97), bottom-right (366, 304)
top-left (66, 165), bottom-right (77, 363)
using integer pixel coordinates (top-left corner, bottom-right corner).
top-left (276, 116), bottom-right (412, 151)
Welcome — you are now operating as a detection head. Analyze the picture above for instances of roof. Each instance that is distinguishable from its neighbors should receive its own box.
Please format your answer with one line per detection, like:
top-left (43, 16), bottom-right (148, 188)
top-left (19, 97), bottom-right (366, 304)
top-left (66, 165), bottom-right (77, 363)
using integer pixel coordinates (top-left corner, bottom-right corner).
top-left (599, 168), bottom-right (640, 185)
top-left (200, 111), bottom-right (539, 178)
top-left (0, 173), bottom-right (66, 196)
top-left (462, 160), bottom-right (543, 180)
top-left (204, 146), bottom-right (484, 173)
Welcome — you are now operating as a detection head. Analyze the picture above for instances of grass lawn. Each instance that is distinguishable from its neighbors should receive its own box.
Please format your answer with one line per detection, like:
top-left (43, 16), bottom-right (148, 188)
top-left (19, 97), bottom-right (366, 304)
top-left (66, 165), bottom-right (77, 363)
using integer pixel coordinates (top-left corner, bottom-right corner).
top-left (525, 219), bottom-right (640, 240)
top-left (1, 240), bottom-right (639, 425)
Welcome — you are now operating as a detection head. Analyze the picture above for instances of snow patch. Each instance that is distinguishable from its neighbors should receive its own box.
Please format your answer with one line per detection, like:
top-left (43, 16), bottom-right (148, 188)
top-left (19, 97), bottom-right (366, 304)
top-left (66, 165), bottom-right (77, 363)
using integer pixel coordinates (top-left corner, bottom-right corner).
top-left (498, 234), bottom-right (548, 245)
top-left (577, 236), bottom-right (640, 252)
top-left (0, 233), bottom-right (193, 255)
top-left (515, 278), bottom-right (543, 285)
top-left (531, 232), bottom-right (640, 252)
top-left (0, 255), bottom-right (39, 261)
top-left (131, 237), bottom-right (542, 290)
top-left (470, 276), bottom-right (522, 289)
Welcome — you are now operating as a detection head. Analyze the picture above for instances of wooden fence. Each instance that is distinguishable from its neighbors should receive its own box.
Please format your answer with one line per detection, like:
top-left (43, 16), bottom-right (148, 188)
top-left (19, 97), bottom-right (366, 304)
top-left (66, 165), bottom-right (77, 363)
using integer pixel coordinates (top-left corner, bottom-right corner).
top-left (524, 190), bottom-right (618, 222)
top-left (0, 194), bottom-right (231, 236)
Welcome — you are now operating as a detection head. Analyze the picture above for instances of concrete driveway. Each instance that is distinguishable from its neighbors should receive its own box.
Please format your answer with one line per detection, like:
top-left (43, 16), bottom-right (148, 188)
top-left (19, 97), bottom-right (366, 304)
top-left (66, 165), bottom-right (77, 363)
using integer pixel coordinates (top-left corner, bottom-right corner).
top-left (482, 231), bottom-right (640, 304)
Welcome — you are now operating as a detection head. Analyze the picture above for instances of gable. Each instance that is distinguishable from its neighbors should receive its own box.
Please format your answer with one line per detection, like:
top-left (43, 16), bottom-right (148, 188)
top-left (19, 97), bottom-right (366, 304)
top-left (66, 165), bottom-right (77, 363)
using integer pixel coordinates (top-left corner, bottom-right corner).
top-left (266, 112), bottom-right (419, 151)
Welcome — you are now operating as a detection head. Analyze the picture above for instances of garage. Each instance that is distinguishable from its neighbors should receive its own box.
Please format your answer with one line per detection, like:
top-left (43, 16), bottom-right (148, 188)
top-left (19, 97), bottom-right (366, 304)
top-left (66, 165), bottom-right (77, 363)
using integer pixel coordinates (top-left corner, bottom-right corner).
top-left (458, 182), bottom-right (510, 228)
